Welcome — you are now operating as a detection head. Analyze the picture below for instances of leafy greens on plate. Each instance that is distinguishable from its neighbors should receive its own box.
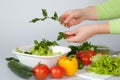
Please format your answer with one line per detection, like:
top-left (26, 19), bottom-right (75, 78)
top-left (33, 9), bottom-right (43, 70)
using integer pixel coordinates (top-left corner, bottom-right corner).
top-left (88, 54), bottom-right (120, 76)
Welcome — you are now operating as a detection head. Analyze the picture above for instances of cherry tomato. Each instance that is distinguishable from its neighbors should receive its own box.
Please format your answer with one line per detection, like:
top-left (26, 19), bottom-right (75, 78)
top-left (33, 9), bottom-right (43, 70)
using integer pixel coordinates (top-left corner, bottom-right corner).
top-left (50, 66), bottom-right (64, 79)
top-left (76, 50), bottom-right (95, 66)
top-left (32, 63), bottom-right (49, 80)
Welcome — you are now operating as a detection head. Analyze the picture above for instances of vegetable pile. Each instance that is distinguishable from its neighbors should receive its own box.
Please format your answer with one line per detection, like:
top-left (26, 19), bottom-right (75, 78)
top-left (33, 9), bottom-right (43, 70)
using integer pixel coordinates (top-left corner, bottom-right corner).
top-left (67, 42), bottom-right (111, 67)
top-left (6, 57), bottom-right (77, 80)
top-left (88, 54), bottom-right (120, 76)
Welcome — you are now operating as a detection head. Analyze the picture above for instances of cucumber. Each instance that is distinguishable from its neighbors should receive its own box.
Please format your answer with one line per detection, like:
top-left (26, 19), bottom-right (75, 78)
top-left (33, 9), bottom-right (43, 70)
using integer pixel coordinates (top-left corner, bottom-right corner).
top-left (6, 57), bottom-right (33, 79)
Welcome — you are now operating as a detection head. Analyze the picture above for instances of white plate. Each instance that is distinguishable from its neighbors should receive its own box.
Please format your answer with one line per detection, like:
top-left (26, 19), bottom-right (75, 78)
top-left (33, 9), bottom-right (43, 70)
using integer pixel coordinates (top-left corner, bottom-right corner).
top-left (75, 66), bottom-right (111, 80)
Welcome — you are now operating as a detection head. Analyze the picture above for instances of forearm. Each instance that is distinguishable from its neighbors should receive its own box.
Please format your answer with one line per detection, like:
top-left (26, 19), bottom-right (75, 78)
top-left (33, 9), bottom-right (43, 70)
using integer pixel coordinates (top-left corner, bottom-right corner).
top-left (80, 6), bottom-right (97, 20)
top-left (92, 19), bottom-right (120, 34)
top-left (95, 0), bottom-right (120, 20)
top-left (92, 22), bottom-right (110, 34)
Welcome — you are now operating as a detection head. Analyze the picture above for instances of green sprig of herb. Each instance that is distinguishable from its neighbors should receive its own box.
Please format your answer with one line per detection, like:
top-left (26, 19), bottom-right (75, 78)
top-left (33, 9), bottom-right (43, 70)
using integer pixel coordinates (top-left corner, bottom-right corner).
top-left (57, 32), bottom-right (67, 41)
top-left (30, 9), bottom-right (59, 23)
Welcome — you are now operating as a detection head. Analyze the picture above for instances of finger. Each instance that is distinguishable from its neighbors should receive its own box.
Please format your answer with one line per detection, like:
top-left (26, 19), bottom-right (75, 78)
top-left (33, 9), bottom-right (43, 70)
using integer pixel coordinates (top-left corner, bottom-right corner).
top-left (64, 30), bottom-right (76, 36)
top-left (64, 30), bottom-right (81, 43)
top-left (66, 21), bottom-right (75, 27)
top-left (64, 15), bottom-right (73, 24)
top-left (59, 14), bottom-right (68, 24)
top-left (65, 36), bottom-right (78, 43)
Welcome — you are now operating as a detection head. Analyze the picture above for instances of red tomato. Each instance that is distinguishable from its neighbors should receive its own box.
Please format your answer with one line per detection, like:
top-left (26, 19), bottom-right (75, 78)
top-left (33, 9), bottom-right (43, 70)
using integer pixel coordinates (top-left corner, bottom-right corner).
top-left (76, 51), bottom-right (85, 59)
top-left (50, 66), bottom-right (64, 79)
top-left (76, 50), bottom-right (95, 66)
top-left (32, 63), bottom-right (49, 80)
top-left (87, 50), bottom-right (95, 57)
top-left (80, 55), bottom-right (91, 65)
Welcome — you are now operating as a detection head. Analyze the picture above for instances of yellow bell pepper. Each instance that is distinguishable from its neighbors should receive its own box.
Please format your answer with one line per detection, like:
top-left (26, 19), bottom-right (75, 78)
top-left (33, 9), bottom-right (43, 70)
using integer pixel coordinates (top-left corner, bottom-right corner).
top-left (57, 56), bottom-right (78, 77)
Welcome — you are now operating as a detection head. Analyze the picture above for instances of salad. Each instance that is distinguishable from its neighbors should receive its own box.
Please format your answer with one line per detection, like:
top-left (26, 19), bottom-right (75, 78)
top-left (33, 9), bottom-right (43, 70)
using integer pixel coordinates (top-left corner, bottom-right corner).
top-left (16, 39), bottom-right (62, 56)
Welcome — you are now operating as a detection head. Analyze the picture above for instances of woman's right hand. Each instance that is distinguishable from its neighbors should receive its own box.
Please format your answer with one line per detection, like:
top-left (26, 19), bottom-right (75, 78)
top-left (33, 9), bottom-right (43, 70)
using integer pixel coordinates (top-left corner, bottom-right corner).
top-left (59, 6), bottom-right (97, 28)
top-left (59, 9), bottom-right (85, 27)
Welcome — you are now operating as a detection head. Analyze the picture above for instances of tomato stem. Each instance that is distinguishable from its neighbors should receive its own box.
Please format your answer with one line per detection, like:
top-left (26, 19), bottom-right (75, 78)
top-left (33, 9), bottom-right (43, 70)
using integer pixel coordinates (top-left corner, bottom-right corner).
top-left (38, 62), bottom-right (42, 66)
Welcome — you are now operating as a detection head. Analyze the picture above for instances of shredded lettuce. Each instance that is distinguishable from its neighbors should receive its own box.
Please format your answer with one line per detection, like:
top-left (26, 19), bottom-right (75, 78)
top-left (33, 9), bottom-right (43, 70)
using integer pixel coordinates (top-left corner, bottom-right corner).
top-left (16, 39), bottom-right (61, 56)
top-left (88, 54), bottom-right (120, 76)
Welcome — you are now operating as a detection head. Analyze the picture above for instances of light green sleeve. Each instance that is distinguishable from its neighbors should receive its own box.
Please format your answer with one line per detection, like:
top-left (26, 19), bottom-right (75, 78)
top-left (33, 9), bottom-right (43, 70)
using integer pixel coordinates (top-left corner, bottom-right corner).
top-left (109, 19), bottom-right (120, 34)
top-left (95, 0), bottom-right (120, 34)
top-left (95, 0), bottom-right (120, 20)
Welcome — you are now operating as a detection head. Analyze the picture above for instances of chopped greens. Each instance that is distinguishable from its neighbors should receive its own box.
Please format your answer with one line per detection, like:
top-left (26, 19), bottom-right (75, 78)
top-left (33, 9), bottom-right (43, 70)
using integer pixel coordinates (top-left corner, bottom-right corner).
top-left (88, 54), bottom-right (120, 76)
top-left (16, 48), bottom-right (23, 53)
top-left (67, 42), bottom-right (111, 56)
top-left (30, 9), bottom-right (59, 23)
top-left (16, 39), bottom-right (60, 56)
top-left (57, 32), bottom-right (67, 41)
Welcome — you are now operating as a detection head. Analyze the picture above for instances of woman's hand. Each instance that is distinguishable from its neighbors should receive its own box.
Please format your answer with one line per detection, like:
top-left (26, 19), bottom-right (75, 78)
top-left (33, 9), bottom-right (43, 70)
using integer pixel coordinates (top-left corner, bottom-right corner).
top-left (59, 9), bottom-right (85, 27)
top-left (64, 23), bottom-right (109, 43)
top-left (59, 6), bottom-right (97, 27)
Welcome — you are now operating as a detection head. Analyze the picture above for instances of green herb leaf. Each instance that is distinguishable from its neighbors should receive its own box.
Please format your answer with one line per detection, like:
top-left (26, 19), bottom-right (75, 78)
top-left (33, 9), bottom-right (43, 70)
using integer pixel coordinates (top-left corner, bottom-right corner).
top-left (30, 9), bottom-right (59, 23)
top-left (34, 40), bottom-right (39, 49)
top-left (57, 32), bottom-right (67, 41)
top-left (29, 18), bottom-right (40, 23)
top-left (16, 48), bottom-right (23, 53)
top-left (51, 12), bottom-right (59, 21)
top-left (77, 42), bottom-right (97, 51)
top-left (42, 9), bottom-right (48, 18)
top-left (40, 17), bottom-right (47, 21)
top-left (34, 40), bottom-right (39, 45)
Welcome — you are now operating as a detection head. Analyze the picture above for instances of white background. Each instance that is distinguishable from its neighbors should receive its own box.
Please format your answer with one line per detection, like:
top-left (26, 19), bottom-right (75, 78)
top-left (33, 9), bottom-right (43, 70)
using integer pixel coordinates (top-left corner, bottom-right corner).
top-left (0, 0), bottom-right (120, 80)
top-left (1, 0), bottom-right (120, 53)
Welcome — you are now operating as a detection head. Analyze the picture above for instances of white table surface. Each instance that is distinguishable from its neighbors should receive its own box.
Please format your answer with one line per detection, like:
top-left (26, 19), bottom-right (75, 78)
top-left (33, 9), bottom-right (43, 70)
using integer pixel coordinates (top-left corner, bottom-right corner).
top-left (1, 52), bottom-right (120, 80)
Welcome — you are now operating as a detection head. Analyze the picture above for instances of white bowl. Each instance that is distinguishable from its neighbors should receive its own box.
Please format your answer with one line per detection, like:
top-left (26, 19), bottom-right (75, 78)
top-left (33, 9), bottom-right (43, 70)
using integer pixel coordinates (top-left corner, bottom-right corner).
top-left (12, 45), bottom-right (71, 68)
